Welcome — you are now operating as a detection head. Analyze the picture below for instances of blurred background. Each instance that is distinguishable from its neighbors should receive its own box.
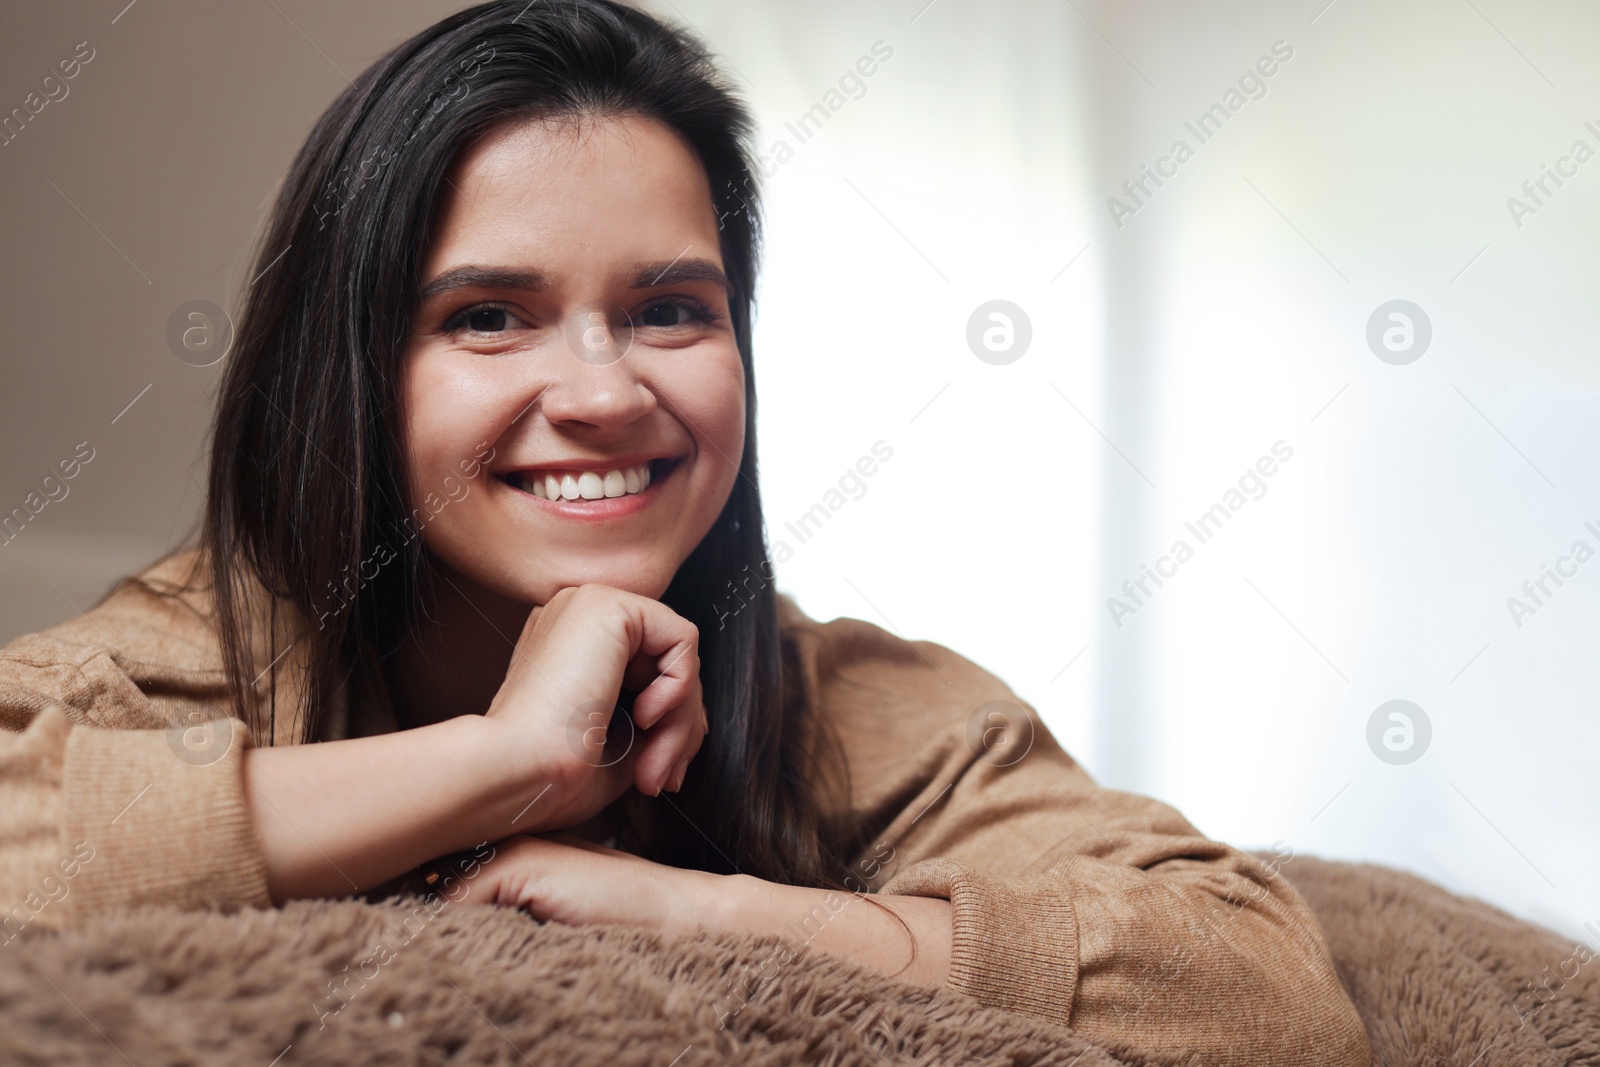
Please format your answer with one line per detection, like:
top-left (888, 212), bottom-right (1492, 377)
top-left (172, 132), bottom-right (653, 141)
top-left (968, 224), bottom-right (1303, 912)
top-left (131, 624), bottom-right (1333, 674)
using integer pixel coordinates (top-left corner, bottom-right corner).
top-left (1, 1), bottom-right (1595, 946)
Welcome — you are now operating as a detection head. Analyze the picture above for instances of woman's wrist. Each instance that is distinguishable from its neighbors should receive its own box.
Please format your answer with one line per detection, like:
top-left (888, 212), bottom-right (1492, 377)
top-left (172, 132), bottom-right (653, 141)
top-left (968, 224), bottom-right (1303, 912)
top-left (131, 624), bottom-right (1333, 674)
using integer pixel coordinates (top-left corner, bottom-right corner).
top-left (697, 874), bottom-right (953, 991)
top-left (463, 711), bottom-right (578, 839)
top-left (423, 713), bottom-right (533, 844)
top-left (664, 869), bottom-right (759, 940)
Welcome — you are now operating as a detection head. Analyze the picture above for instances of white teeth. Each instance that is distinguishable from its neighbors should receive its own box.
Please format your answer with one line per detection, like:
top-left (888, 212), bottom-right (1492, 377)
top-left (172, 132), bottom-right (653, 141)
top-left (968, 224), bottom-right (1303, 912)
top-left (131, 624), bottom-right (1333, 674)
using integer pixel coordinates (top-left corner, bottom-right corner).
top-left (515, 463), bottom-right (656, 502)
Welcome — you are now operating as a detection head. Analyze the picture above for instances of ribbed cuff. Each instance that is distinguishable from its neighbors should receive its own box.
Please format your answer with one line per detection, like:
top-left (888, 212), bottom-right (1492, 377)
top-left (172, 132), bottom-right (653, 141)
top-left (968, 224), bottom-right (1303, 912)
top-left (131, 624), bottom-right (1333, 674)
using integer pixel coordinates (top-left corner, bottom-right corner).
top-left (881, 856), bottom-right (1080, 1027)
top-left (61, 715), bottom-right (272, 918)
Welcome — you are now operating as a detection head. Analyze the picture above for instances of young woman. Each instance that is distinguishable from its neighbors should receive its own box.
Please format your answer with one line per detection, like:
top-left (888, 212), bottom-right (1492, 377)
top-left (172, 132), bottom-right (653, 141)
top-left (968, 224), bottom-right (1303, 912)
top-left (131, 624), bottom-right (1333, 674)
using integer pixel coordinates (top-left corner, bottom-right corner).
top-left (0, 2), bottom-right (1369, 1062)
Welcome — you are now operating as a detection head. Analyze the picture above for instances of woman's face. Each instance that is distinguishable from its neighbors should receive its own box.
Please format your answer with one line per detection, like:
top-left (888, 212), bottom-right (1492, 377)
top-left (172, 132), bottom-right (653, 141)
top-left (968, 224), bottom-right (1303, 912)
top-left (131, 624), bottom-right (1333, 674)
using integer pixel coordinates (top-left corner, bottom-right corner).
top-left (400, 114), bottom-right (745, 609)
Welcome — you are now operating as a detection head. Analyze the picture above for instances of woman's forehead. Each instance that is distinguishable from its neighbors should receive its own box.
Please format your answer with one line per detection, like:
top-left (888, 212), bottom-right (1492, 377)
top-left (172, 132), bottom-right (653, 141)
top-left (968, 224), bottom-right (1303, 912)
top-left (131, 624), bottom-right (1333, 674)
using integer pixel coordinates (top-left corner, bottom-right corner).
top-left (435, 114), bottom-right (719, 244)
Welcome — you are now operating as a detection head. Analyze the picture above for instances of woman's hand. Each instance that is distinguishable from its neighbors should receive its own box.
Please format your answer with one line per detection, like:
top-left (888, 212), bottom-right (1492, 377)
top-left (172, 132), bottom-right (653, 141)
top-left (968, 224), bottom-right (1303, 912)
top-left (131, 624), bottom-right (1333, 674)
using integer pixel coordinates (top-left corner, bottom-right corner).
top-left (457, 833), bottom-right (721, 935)
top-left (461, 834), bottom-right (954, 991)
top-left (484, 584), bottom-right (711, 835)
top-left (245, 584), bottom-right (709, 903)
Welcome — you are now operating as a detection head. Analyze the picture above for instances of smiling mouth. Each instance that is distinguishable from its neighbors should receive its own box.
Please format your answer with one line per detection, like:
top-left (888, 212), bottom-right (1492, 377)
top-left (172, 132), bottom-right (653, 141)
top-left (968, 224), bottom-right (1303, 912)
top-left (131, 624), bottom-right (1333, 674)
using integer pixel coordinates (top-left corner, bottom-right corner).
top-left (499, 459), bottom-right (671, 501)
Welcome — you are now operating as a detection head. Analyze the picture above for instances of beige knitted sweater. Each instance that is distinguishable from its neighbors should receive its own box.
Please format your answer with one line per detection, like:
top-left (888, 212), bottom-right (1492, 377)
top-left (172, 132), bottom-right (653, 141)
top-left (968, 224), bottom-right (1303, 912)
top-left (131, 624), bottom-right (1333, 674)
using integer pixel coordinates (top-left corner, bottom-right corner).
top-left (0, 548), bottom-right (1369, 1065)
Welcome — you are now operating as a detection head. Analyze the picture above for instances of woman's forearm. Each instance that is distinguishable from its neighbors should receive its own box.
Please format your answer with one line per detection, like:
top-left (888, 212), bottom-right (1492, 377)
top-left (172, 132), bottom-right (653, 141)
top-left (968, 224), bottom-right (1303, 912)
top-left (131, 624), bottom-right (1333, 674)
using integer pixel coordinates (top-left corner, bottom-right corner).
top-left (717, 875), bottom-right (953, 990)
top-left (243, 714), bottom-right (535, 901)
top-left (443, 835), bottom-right (951, 988)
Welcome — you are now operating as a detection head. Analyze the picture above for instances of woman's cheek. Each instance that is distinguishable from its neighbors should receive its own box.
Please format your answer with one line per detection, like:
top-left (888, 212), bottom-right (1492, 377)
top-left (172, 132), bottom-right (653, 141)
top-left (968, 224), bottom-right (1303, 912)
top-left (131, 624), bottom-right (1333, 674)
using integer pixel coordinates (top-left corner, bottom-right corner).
top-left (403, 354), bottom-right (507, 506)
top-left (677, 352), bottom-right (746, 541)
top-left (678, 346), bottom-right (746, 458)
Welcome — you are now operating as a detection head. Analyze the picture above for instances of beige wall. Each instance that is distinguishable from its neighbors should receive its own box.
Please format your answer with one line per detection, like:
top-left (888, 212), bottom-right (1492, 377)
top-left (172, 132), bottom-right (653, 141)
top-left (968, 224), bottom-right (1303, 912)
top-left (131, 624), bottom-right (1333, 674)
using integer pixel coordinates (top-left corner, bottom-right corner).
top-left (0, 1), bottom-right (477, 642)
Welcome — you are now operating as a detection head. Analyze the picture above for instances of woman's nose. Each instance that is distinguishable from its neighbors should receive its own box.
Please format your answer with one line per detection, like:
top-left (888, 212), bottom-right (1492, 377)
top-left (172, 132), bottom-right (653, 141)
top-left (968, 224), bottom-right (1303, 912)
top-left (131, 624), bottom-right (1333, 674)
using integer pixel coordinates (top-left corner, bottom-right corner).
top-left (536, 306), bottom-right (656, 431)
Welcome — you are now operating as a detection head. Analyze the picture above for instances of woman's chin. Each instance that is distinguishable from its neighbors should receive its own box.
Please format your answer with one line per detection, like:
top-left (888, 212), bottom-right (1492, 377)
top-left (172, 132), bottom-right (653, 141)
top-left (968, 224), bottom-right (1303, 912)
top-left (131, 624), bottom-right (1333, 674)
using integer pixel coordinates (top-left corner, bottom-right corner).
top-left (515, 563), bottom-right (675, 605)
top-left (427, 547), bottom-right (677, 613)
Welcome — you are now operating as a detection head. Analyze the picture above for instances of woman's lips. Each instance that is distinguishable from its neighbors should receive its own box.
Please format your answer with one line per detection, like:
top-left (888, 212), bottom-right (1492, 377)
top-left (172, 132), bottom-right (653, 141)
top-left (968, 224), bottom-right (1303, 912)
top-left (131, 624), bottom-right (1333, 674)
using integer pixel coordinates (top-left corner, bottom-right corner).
top-left (498, 459), bottom-right (675, 519)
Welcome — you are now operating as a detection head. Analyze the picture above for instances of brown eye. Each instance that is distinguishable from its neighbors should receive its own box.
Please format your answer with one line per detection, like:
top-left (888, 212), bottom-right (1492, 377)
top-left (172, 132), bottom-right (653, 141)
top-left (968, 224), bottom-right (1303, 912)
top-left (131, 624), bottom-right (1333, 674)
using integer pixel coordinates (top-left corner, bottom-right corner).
top-left (637, 298), bottom-right (718, 329)
top-left (443, 303), bottom-right (529, 335)
top-left (467, 307), bottom-right (510, 332)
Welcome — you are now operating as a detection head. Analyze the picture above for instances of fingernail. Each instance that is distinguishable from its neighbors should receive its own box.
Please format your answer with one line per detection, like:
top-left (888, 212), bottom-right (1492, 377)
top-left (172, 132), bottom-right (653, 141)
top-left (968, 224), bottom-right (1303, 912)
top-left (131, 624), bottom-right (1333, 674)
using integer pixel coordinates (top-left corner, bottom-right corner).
top-left (670, 759), bottom-right (687, 792)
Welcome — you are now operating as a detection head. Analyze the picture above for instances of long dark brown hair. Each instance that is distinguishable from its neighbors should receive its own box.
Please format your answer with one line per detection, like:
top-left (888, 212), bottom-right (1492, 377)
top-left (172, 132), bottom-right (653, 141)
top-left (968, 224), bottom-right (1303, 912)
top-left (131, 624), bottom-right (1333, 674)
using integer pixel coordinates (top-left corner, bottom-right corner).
top-left (183, 0), bottom-right (859, 889)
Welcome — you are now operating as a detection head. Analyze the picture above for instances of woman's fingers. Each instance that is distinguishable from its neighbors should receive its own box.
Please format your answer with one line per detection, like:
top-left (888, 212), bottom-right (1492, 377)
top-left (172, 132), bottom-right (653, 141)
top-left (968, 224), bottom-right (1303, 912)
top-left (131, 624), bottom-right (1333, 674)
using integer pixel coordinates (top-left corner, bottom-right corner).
top-left (624, 599), bottom-right (699, 733)
top-left (595, 594), bottom-right (702, 795)
top-left (633, 675), bottom-right (707, 795)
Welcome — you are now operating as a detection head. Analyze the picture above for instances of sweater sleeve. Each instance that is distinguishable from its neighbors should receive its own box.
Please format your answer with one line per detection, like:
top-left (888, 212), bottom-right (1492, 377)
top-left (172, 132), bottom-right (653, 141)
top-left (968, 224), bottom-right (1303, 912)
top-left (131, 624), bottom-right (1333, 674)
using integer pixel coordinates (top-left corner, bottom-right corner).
top-left (795, 610), bottom-right (1370, 1067)
top-left (0, 635), bottom-right (272, 935)
top-left (875, 755), bottom-right (1371, 1066)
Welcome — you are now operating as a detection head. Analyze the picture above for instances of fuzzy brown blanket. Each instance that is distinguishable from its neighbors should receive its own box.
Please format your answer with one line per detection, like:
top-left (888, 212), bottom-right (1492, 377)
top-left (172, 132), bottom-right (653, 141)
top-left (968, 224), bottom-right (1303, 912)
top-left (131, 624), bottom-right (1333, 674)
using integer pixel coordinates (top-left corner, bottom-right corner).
top-left (1, 856), bottom-right (1596, 1066)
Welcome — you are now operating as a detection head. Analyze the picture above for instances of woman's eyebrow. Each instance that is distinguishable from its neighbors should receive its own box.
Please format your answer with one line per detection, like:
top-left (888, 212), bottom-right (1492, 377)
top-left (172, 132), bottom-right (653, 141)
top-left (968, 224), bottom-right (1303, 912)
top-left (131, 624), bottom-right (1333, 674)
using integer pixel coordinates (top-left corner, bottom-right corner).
top-left (419, 265), bottom-right (550, 300)
top-left (628, 258), bottom-right (734, 297)
top-left (418, 259), bottom-right (734, 301)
